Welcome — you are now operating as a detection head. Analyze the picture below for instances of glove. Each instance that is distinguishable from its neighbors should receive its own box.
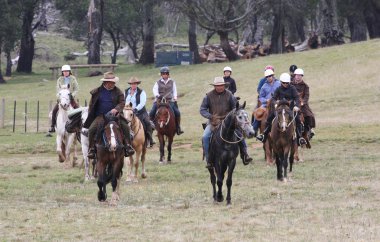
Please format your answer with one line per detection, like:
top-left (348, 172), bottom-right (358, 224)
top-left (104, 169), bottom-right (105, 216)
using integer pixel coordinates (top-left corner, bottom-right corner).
top-left (133, 108), bottom-right (138, 114)
top-left (293, 106), bottom-right (300, 112)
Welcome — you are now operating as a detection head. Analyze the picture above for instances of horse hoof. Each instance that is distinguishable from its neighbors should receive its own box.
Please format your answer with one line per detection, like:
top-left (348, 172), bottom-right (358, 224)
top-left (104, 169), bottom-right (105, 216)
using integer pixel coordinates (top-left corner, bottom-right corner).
top-left (216, 195), bottom-right (224, 202)
top-left (141, 173), bottom-right (147, 179)
top-left (159, 161), bottom-right (165, 165)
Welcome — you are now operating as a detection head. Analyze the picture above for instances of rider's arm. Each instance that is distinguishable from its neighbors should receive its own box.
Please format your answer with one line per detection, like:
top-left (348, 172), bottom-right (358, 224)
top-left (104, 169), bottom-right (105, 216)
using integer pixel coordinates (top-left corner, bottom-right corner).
top-left (71, 76), bottom-right (79, 97)
top-left (291, 86), bottom-right (301, 108)
top-left (258, 85), bottom-right (268, 106)
top-left (135, 90), bottom-right (147, 111)
top-left (152, 81), bottom-right (159, 98)
top-left (302, 84), bottom-right (310, 105)
top-left (172, 81), bottom-right (178, 101)
top-left (56, 77), bottom-right (61, 96)
top-left (200, 95), bottom-right (212, 119)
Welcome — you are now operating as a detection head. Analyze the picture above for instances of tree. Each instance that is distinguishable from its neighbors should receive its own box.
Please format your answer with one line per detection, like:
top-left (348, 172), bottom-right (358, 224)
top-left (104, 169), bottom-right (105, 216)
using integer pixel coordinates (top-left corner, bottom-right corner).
top-left (16, 0), bottom-right (40, 73)
top-left (188, 16), bottom-right (201, 64)
top-left (87, 0), bottom-right (104, 64)
top-left (363, 0), bottom-right (380, 39)
top-left (319, 0), bottom-right (344, 46)
top-left (177, 0), bottom-right (255, 61)
top-left (139, 0), bottom-right (157, 65)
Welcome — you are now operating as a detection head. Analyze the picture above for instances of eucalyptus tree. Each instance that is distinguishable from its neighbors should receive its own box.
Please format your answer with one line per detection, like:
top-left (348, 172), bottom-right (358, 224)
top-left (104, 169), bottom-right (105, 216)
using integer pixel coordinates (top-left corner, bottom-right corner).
top-left (87, 0), bottom-right (104, 64)
top-left (176, 0), bottom-right (256, 61)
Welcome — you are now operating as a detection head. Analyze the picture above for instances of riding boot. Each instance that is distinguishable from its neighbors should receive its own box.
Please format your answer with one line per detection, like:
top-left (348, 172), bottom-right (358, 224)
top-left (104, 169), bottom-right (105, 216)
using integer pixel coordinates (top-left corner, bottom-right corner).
top-left (49, 104), bottom-right (59, 133)
top-left (297, 123), bottom-right (307, 146)
top-left (146, 132), bottom-right (156, 148)
top-left (175, 116), bottom-right (184, 135)
top-left (205, 159), bottom-right (213, 169)
top-left (239, 141), bottom-right (253, 165)
top-left (87, 138), bottom-right (96, 159)
top-left (256, 124), bottom-right (271, 143)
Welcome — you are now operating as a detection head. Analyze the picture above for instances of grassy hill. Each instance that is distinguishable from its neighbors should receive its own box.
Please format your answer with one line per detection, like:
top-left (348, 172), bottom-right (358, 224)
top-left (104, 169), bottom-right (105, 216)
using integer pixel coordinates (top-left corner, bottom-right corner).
top-left (0, 35), bottom-right (379, 241)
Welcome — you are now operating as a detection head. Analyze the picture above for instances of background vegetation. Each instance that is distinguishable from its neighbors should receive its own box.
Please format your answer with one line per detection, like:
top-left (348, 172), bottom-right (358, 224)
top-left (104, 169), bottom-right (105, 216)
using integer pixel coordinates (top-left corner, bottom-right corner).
top-left (0, 33), bottom-right (379, 240)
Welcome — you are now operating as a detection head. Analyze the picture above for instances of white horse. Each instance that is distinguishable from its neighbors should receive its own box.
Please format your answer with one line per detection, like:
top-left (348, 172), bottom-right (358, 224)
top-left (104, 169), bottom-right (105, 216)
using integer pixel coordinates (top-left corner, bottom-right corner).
top-left (55, 85), bottom-right (77, 167)
top-left (80, 107), bottom-right (96, 181)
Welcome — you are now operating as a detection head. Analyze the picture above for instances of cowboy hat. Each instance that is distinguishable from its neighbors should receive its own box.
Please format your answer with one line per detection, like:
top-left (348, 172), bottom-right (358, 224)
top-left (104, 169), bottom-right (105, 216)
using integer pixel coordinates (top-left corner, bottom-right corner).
top-left (253, 106), bottom-right (267, 121)
top-left (128, 76), bottom-right (141, 84)
top-left (100, 71), bottom-right (119, 83)
top-left (210, 76), bottom-right (228, 86)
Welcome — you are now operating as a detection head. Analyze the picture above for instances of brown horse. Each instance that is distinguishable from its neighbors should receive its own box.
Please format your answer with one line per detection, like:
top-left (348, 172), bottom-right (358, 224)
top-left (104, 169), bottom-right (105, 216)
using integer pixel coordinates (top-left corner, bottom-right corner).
top-left (270, 100), bottom-right (297, 182)
top-left (253, 100), bottom-right (274, 165)
top-left (96, 119), bottom-right (124, 205)
top-left (123, 103), bottom-right (147, 182)
top-left (294, 111), bottom-right (313, 163)
top-left (154, 99), bottom-right (176, 163)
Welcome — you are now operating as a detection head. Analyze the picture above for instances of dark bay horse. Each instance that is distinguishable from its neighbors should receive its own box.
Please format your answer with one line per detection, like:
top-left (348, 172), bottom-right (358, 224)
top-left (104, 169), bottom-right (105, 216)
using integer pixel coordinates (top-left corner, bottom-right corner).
top-left (154, 99), bottom-right (176, 164)
top-left (270, 100), bottom-right (297, 182)
top-left (96, 119), bottom-right (124, 205)
top-left (208, 101), bottom-right (255, 205)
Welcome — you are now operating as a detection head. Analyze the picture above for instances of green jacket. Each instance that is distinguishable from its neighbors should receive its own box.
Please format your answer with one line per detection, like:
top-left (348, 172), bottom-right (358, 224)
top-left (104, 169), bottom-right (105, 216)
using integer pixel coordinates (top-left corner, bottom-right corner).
top-left (56, 75), bottom-right (79, 97)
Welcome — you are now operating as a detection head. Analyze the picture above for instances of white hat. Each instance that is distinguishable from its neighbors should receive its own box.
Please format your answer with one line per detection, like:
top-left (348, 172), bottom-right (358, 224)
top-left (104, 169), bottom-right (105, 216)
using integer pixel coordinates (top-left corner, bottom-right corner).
top-left (100, 72), bottom-right (119, 83)
top-left (264, 69), bottom-right (274, 77)
top-left (279, 73), bottom-right (291, 83)
top-left (294, 68), bottom-right (304, 75)
top-left (210, 76), bottom-right (227, 86)
top-left (61, 65), bottom-right (71, 71)
top-left (223, 66), bottom-right (232, 72)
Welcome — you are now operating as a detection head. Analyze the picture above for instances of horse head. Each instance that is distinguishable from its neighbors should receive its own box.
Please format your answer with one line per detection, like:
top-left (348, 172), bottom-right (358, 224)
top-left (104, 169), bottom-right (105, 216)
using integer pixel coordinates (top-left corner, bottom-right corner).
top-left (275, 99), bottom-right (293, 132)
top-left (57, 85), bottom-right (71, 110)
top-left (235, 101), bottom-right (255, 138)
top-left (156, 103), bottom-right (171, 129)
top-left (103, 121), bottom-right (123, 152)
top-left (123, 102), bottom-right (134, 123)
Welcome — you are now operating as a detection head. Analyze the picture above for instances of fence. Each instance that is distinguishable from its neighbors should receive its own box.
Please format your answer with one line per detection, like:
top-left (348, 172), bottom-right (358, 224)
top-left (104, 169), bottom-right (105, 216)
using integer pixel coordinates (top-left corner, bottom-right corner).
top-left (0, 98), bottom-right (87, 133)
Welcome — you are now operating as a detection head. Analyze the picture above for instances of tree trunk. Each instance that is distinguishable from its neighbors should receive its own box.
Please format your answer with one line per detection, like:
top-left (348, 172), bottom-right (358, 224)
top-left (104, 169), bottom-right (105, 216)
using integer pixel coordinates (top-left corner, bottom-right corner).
top-left (188, 16), bottom-right (201, 64)
top-left (347, 13), bottom-right (367, 42)
top-left (37, 0), bottom-right (48, 31)
top-left (139, 0), bottom-right (155, 65)
top-left (364, 0), bottom-right (380, 38)
top-left (319, 0), bottom-right (344, 46)
top-left (108, 30), bottom-right (120, 64)
top-left (218, 30), bottom-right (238, 61)
top-left (87, 0), bottom-right (104, 64)
top-left (0, 46), bottom-right (4, 84)
top-left (5, 50), bottom-right (12, 77)
top-left (271, 2), bottom-right (285, 54)
top-left (16, 5), bottom-right (36, 73)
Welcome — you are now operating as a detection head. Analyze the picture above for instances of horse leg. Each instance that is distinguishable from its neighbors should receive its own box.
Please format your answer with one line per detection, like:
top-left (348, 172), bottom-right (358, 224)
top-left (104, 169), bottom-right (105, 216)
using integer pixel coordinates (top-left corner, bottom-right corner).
top-left (141, 146), bottom-right (147, 179)
top-left (167, 136), bottom-right (173, 164)
top-left (126, 156), bottom-right (134, 182)
top-left (97, 162), bottom-right (107, 202)
top-left (158, 134), bottom-right (165, 163)
top-left (56, 135), bottom-right (65, 163)
top-left (216, 163), bottom-right (226, 202)
top-left (264, 141), bottom-right (274, 165)
top-left (275, 155), bottom-right (283, 181)
top-left (81, 135), bottom-right (91, 181)
top-left (110, 156), bottom-right (124, 206)
top-left (226, 160), bottom-right (236, 206)
top-left (133, 150), bottom-right (141, 182)
top-left (283, 150), bottom-right (290, 182)
top-left (208, 167), bottom-right (217, 202)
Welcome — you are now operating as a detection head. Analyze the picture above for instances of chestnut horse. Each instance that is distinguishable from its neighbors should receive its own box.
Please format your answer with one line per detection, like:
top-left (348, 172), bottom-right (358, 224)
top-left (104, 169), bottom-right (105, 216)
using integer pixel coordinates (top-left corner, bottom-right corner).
top-left (123, 103), bottom-right (147, 182)
top-left (96, 119), bottom-right (124, 205)
top-left (154, 99), bottom-right (176, 164)
top-left (208, 101), bottom-right (255, 205)
top-left (270, 100), bottom-right (297, 182)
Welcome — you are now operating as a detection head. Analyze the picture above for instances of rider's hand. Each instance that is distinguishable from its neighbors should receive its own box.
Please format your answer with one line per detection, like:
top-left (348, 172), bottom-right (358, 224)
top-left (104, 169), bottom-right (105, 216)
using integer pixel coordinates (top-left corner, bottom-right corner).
top-left (293, 106), bottom-right (300, 112)
top-left (110, 108), bottom-right (118, 115)
top-left (133, 108), bottom-right (138, 114)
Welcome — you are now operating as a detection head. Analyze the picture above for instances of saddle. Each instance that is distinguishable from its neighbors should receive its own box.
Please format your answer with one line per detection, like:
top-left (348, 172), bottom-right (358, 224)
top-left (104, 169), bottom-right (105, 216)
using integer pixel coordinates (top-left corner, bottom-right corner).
top-left (65, 112), bottom-right (82, 133)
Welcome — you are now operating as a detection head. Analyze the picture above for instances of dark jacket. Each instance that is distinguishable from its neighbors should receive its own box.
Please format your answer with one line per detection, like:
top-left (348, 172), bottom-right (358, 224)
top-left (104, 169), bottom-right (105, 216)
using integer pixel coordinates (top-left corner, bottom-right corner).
top-left (83, 85), bottom-right (125, 128)
top-left (272, 84), bottom-right (300, 109)
top-left (223, 76), bottom-right (237, 94)
top-left (292, 80), bottom-right (314, 118)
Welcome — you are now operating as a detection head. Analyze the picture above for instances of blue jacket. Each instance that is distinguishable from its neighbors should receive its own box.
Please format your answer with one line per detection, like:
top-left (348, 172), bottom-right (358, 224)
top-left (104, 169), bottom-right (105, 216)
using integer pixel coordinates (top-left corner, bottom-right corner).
top-left (259, 80), bottom-right (281, 107)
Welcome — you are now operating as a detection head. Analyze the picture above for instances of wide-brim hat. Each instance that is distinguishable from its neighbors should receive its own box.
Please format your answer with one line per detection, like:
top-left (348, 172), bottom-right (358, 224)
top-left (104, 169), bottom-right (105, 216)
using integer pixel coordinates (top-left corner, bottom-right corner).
top-left (128, 76), bottom-right (141, 84)
top-left (100, 71), bottom-right (119, 83)
top-left (210, 76), bottom-right (228, 86)
top-left (253, 107), bottom-right (267, 121)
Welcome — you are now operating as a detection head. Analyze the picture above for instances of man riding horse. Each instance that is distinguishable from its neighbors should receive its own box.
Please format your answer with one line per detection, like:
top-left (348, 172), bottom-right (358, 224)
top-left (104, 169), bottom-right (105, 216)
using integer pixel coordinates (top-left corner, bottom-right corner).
top-left (200, 77), bottom-right (253, 169)
top-left (149, 66), bottom-right (184, 136)
top-left (83, 72), bottom-right (135, 159)
top-left (291, 68), bottom-right (316, 139)
top-left (257, 73), bottom-right (307, 146)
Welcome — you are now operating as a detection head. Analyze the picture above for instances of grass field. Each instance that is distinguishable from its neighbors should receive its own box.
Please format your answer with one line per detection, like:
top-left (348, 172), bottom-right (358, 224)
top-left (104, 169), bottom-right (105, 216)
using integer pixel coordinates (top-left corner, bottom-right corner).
top-left (0, 35), bottom-right (380, 241)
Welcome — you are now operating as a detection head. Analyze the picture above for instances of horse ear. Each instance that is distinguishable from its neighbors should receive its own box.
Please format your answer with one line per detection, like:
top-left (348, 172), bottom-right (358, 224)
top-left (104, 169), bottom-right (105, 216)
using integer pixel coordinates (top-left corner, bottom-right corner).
top-left (128, 102), bottom-right (133, 108)
top-left (241, 101), bottom-right (246, 109)
top-left (235, 101), bottom-right (239, 110)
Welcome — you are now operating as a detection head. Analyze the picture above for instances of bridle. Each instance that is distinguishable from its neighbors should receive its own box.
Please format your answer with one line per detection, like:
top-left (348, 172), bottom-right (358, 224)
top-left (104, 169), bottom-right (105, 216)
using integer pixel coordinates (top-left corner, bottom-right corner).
top-left (274, 106), bottom-right (297, 132)
top-left (124, 107), bottom-right (142, 136)
top-left (219, 109), bottom-right (246, 144)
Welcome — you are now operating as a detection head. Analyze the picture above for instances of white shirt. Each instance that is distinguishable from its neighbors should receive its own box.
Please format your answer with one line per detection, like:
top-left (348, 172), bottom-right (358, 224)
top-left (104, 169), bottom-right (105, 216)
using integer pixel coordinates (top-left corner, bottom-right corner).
top-left (152, 78), bottom-right (177, 101)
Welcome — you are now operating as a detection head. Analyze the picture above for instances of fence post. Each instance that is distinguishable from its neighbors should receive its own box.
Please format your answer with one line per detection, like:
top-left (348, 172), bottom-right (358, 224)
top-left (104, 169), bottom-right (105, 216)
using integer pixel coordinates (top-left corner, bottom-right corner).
top-left (13, 100), bottom-right (16, 132)
top-left (0, 99), bottom-right (4, 128)
top-left (37, 100), bottom-right (40, 133)
top-left (25, 101), bottom-right (27, 133)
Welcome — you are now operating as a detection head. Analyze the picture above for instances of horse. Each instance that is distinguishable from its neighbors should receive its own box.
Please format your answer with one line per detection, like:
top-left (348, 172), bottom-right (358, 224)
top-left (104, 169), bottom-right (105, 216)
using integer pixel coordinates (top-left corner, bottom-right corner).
top-left (123, 103), bottom-right (147, 182)
top-left (253, 100), bottom-right (274, 165)
top-left (154, 98), bottom-right (176, 164)
top-left (96, 118), bottom-right (124, 205)
top-left (55, 85), bottom-right (77, 167)
top-left (208, 101), bottom-right (255, 205)
top-left (270, 99), bottom-right (297, 182)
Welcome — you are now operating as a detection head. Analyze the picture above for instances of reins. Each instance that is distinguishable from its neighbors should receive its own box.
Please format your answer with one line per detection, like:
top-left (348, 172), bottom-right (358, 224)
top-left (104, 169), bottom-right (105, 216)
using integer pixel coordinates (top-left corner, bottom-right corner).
top-left (219, 110), bottom-right (244, 144)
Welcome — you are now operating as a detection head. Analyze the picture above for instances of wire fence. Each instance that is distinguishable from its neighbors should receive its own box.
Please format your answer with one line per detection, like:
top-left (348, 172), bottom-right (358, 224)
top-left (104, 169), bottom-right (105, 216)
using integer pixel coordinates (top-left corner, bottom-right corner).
top-left (0, 98), bottom-right (87, 133)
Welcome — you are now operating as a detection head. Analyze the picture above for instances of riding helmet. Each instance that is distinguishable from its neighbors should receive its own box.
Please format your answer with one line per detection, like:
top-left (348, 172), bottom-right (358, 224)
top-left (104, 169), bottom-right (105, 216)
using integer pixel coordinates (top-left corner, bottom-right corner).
top-left (289, 64), bottom-right (298, 73)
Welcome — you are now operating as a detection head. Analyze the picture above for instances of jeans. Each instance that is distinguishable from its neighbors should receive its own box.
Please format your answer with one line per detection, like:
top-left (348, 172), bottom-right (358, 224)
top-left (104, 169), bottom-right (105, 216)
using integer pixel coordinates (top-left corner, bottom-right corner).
top-left (202, 124), bottom-right (212, 161)
top-left (149, 101), bottom-right (180, 120)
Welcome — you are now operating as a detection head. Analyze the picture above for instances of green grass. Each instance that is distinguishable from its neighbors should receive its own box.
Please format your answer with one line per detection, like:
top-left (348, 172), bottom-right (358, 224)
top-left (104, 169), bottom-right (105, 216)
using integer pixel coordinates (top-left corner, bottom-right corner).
top-left (0, 35), bottom-right (380, 241)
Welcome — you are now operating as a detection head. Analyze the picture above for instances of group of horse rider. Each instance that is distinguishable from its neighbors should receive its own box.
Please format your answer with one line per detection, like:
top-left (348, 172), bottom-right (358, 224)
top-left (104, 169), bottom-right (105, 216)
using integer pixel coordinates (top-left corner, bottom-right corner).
top-left (50, 63), bottom-right (315, 164)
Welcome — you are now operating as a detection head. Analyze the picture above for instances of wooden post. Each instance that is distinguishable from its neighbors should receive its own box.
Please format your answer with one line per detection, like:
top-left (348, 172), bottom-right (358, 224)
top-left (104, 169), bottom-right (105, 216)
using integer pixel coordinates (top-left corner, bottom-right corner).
top-left (25, 101), bottom-right (27, 133)
top-left (0, 99), bottom-right (4, 128)
top-left (37, 100), bottom-right (40, 133)
top-left (13, 100), bottom-right (16, 132)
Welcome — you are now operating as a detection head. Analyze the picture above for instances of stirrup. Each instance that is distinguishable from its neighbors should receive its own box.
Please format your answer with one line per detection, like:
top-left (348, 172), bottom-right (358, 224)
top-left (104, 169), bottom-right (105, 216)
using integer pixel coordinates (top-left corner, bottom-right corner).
top-left (242, 155), bottom-right (253, 165)
top-left (256, 134), bottom-right (265, 142)
top-left (205, 162), bottom-right (213, 169)
top-left (299, 137), bottom-right (307, 146)
top-left (124, 145), bottom-right (135, 157)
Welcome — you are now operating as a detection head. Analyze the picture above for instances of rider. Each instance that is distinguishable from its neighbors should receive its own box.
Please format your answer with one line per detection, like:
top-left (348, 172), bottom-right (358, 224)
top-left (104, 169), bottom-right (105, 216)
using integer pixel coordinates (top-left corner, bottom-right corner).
top-left (200, 76), bottom-right (253, 169)
top-left (125, 76), bottom-right (156, 147)
top-left (289, 64), bottom-right (298, 83)
top-left (149, 66), bottom-right (184, 135)
top-left (223, 66), bottom-right (236, 95)
top-left (256, 73), bottom-right (307, 146)
top-left (257, 65), bottom-right (276, 94)
top-left (83, 72), bottom-right (135, 159)
top-left (292, 68), bottom-right (316, 139)
top-left (49, 64), bottom-right (79, 133)
top-left (252, 68), bottom-right (281, 137)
